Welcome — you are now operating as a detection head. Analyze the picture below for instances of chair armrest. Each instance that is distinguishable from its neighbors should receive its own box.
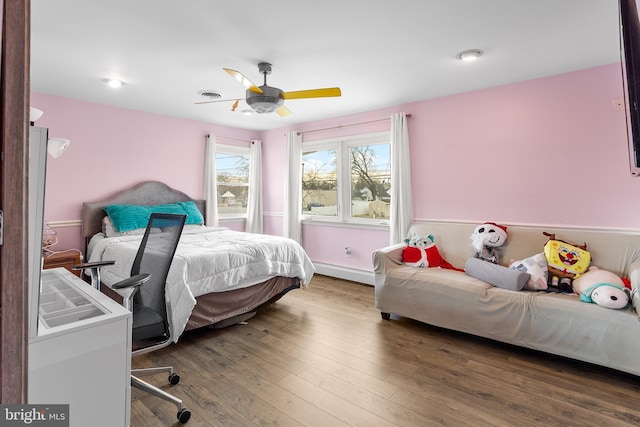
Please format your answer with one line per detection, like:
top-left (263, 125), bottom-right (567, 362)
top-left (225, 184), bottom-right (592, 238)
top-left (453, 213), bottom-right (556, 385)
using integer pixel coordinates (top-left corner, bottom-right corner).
top-left (72, 260), bottom-right (117, 290)
top-left (112, 273), bottom-right (151, 311)
top-left (72, 260), bottom-right (116, 271)
top-left (112, 273), bottom-right (151, 290)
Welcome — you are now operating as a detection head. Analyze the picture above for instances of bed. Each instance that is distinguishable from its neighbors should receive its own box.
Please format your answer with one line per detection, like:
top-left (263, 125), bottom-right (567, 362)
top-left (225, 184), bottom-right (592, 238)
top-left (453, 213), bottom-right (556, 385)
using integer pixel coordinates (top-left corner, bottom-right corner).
top-left (80, 180), bottom-right (315, 342)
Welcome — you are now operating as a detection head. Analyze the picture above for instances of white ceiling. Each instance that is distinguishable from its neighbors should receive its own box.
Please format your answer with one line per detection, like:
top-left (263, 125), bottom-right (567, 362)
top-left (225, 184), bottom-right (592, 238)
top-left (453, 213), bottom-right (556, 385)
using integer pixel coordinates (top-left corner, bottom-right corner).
top-left (30, 0), bottom-right (622, 131)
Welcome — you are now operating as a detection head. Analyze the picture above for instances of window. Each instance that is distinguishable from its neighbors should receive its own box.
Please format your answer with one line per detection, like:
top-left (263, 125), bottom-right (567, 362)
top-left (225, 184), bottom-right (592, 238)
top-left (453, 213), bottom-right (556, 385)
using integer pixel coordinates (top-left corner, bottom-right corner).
top-left (301, 132), bottom-right (390, 224)
top-left (216, 145), bottom-right (249, 218)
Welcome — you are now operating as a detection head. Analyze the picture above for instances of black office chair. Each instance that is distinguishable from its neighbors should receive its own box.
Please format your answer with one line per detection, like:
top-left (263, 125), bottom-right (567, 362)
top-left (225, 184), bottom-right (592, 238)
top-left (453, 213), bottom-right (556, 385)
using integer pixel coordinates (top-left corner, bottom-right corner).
top-left (74, 213), bottom-right (191, 423)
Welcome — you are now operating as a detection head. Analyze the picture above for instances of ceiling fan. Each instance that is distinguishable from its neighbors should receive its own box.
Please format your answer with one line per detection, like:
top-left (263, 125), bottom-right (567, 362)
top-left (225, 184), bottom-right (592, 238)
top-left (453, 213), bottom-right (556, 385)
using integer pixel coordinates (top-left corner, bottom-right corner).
top-left (196, 62), bottom-right (341, 116)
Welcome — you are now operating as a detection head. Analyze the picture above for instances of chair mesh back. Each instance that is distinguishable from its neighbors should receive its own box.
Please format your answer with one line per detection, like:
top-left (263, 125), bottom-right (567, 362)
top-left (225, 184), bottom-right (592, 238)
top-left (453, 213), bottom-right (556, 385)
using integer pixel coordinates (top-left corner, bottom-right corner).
top-left (131, 213), bottom-right (186, 328)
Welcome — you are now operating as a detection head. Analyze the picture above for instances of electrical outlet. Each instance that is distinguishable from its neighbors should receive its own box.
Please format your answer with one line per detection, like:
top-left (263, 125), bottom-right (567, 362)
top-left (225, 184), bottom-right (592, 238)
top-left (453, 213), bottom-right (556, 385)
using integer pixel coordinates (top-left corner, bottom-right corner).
top-left (345, 246), bottom-right (352, 258)
top-left (613, 97), bottom-right (625, 112)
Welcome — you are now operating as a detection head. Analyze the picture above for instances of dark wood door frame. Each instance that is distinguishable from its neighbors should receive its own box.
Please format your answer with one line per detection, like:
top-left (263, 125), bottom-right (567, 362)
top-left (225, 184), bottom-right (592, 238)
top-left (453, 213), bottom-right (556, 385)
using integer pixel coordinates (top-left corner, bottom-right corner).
top-left (1, 0), bottom-right (30, 403)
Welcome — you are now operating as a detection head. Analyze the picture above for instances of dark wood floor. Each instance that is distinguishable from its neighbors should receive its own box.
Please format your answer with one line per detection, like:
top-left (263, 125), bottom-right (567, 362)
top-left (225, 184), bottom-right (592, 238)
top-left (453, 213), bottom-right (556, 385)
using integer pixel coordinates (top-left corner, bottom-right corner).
top-left (130, 275), bottom-right (640, 426)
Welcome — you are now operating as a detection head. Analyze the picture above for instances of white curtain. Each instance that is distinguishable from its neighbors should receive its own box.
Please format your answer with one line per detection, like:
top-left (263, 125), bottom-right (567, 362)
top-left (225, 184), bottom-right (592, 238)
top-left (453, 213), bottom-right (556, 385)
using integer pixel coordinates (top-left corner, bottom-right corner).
top-left (389, 112), bottom-right (413, 244)
top-left (245, 140), bottom-right (263, 234)
top-left (283, 131), bottom-right (302, 242)
top-left (203, 134), bottom-right (219, 227)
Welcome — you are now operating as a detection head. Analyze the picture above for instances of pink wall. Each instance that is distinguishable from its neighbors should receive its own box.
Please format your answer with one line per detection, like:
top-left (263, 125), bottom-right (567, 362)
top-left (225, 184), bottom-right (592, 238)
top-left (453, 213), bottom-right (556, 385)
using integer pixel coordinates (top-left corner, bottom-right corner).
top-left (259, 63), bottom-right (638, 271)
top-left (406, 63), bottom-right (634, 227)
top-left (31, 93), bottom-right (259, 250)
top-left (32, 63), bottom-right (639, 273)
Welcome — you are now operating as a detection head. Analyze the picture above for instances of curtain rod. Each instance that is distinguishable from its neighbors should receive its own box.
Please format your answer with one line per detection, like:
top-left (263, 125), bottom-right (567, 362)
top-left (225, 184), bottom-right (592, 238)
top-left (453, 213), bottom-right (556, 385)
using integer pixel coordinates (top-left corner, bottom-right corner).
top-left (300, 113), bottom-right (411, 135)
top-left (207, 133), bottom-right (253, 143)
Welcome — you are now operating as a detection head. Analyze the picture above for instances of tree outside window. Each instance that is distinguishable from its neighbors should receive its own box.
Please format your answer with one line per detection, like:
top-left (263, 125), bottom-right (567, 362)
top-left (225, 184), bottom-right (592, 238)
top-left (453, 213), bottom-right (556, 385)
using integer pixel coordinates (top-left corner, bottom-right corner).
top-left (216, 147), bottom-right (249, 217)
top-left (301, 132), bottom-right (390, 223)
top-left (302, 148), bottom-right (338, 217)
top-left (350, 144), bottom-right (390, 219)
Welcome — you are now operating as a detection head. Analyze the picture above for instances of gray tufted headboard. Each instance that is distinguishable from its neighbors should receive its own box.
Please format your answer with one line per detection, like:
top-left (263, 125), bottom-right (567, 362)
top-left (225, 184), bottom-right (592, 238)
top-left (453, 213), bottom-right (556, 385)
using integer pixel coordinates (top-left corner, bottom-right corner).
top-left (81, 181), bottom-right (206, 240)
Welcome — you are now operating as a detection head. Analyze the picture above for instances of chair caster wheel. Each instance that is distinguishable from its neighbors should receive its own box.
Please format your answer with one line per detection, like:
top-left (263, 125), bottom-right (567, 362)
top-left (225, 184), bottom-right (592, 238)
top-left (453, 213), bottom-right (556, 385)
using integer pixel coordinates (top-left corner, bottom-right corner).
top-left (168, 373), bottom-right (180, 385)
top-left (177, 408), bottom-right (191, 423)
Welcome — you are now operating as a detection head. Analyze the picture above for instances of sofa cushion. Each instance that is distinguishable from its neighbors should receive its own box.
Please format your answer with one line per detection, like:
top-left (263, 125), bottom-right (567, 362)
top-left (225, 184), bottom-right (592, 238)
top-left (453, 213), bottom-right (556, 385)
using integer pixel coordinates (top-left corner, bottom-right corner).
top-left (387, 266), bottom-right (489, 290)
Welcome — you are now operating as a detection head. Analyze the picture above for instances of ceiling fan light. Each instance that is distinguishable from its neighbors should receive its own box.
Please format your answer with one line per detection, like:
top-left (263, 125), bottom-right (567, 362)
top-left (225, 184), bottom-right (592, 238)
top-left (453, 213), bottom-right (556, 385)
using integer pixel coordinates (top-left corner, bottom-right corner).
top-left (457, 49), bottom-right (483, 61)
top-left (247, 100), bottom-right (282, 114)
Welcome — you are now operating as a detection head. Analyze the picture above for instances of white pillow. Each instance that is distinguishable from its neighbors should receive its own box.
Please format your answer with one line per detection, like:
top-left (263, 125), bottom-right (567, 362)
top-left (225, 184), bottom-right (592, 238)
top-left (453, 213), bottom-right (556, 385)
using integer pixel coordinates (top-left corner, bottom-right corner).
top-left (509, 253), bottom-right (548, 291)
top-left (102, 216), bottom-right (159, 238)
top-left (180, 224), bottom-right (207, 232)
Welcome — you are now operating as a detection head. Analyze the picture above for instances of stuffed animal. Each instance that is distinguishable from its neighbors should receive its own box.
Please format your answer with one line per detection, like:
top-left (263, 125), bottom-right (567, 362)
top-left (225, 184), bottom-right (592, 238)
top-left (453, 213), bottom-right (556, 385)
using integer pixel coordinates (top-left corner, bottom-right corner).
top-left (470, 222), bottom-right (508, 264)
top-left (572, 267), bottom-right (630, 309)
top-left (542, 232), bottom-right (591, 293)
top-left (402, 235), bottom-right (463, 271)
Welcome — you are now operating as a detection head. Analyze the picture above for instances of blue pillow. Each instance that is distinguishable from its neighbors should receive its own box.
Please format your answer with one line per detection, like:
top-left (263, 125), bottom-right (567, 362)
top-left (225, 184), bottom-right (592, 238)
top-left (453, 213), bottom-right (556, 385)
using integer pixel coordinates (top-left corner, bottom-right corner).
top-left (104, 201), bottom-right (204, 232)
top-left (176, 201), bottom-right (204, 225)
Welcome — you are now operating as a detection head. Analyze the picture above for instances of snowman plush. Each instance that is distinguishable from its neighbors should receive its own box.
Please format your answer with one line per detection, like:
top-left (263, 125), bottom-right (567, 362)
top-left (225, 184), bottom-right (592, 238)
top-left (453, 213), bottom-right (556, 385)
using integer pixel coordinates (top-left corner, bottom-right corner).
top-left (470, 222), bottom-right (508, 264)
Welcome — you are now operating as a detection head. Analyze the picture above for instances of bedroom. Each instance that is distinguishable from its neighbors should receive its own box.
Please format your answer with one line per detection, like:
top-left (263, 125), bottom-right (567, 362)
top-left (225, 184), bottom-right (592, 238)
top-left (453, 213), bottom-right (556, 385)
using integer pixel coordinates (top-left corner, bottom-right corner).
top-left (3, 0), bottom-right (640, 425)
top-left (29, 1), bottom-right (638, 284)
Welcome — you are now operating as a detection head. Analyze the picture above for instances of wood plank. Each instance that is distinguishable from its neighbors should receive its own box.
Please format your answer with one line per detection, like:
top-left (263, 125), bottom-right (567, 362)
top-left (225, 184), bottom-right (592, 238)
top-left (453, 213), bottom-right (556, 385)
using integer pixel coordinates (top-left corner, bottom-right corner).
top-left (298, 365), bottom-right (455, 427)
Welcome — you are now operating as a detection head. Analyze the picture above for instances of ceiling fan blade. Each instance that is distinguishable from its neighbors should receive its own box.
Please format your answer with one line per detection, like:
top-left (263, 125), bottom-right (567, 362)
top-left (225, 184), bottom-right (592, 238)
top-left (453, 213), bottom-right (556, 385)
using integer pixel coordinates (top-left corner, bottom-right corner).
top-left (276, 105), bottom-right (293, 117)
top-left (195, 98), bottom-right (245, 105)
top-left (282, 87), bottom-right (341, 100)
top-left (223, 68), bottom-right (263, 93)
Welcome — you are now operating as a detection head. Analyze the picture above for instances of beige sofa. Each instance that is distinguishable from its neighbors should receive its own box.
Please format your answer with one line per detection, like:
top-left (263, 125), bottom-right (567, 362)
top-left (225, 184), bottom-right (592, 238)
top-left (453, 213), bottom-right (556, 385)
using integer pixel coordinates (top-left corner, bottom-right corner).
top-left (372, 221), bottom-right (640, 376)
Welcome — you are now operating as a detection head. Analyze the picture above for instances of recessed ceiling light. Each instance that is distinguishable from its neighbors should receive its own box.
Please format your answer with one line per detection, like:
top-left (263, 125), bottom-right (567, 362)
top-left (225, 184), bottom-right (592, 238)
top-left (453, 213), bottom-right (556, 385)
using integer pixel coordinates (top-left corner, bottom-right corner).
top-left (456, 49), bottom-right (483, 62)
top-left (241, 110), bottom-right (253, 116)
top-left (103, 78), bottom-right (125, 88)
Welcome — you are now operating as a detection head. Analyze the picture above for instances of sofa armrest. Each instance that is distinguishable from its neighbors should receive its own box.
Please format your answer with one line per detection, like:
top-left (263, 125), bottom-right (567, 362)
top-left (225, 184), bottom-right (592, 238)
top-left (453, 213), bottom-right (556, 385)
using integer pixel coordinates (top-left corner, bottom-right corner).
top-left (372, 243), bottom-right (406, 287)
top-left (629, 260), bottom-right (640, 316)
top-left (629, 260), bottom-right (640, 288)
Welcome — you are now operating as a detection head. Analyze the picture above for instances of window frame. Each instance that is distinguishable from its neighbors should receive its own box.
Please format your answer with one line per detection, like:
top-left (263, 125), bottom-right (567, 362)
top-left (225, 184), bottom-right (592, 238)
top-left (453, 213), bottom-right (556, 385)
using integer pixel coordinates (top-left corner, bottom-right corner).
top-left (301, 131), bottom-right (391, 227)
top-left (215, 144), bottom-right (250, 220)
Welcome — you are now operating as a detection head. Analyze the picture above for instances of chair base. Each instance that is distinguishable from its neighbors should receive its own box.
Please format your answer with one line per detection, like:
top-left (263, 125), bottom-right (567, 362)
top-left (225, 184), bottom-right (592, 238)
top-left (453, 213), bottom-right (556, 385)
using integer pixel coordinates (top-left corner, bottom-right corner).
top-left (131, 367), bottom-right (191, 423)
top-left (132, 366), bottom-right (174, 378)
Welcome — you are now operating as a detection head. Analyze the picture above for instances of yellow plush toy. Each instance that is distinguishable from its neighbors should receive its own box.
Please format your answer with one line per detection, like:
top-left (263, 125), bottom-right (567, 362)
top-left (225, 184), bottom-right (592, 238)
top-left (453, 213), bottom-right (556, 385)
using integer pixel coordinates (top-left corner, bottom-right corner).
top-left (542, 232), bottom-right (591, 292)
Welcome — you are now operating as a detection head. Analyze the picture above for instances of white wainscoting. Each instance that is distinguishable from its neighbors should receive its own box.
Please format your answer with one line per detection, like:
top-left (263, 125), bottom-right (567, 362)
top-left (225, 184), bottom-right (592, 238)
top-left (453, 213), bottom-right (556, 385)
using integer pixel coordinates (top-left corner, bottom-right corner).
top-left (46, 219), bottom-right (82, 228)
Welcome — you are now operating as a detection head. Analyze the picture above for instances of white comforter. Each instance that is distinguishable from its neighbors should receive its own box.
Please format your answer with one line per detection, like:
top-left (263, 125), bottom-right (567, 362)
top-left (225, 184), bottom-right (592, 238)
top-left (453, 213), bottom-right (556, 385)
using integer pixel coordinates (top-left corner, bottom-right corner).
top-left (88, 227), bottom-right (315, 341)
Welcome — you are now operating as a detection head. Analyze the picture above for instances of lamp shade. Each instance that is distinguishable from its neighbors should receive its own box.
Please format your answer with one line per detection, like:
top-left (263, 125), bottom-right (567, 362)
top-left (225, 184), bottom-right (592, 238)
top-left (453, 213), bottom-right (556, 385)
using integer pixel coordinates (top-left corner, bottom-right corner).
top-left (30, 107), bottom-right (44, 122)
top-left (47, 138), bottom-right (70, 158)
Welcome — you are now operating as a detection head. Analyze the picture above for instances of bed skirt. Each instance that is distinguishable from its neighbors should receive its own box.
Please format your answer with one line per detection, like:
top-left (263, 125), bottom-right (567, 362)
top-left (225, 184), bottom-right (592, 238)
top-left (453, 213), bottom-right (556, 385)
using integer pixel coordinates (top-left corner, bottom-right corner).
top-left (185, 276), bottom-right (301, 331)
top-left (99, 275), bottom-right (300, 332)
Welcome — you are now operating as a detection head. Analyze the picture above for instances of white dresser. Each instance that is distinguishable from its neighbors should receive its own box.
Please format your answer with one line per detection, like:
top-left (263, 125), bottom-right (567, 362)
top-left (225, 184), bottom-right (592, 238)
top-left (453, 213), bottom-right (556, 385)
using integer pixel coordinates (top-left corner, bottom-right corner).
top-left (28, 268), bottom-right (132, 427)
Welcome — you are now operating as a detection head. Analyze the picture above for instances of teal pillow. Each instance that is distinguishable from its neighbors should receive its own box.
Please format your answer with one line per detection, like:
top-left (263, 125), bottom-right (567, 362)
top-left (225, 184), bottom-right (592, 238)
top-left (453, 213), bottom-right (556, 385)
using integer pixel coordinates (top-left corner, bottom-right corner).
top-left (104, 201), bottom-right (204, 232)
top-left (176, 201), bottom-right (204, 225)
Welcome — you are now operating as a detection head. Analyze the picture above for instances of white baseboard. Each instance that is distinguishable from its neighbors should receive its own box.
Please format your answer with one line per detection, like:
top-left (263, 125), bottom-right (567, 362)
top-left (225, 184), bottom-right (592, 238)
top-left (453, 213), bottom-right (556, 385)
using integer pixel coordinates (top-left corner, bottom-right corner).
top-left (312, 262), bottom-right (374, 286)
